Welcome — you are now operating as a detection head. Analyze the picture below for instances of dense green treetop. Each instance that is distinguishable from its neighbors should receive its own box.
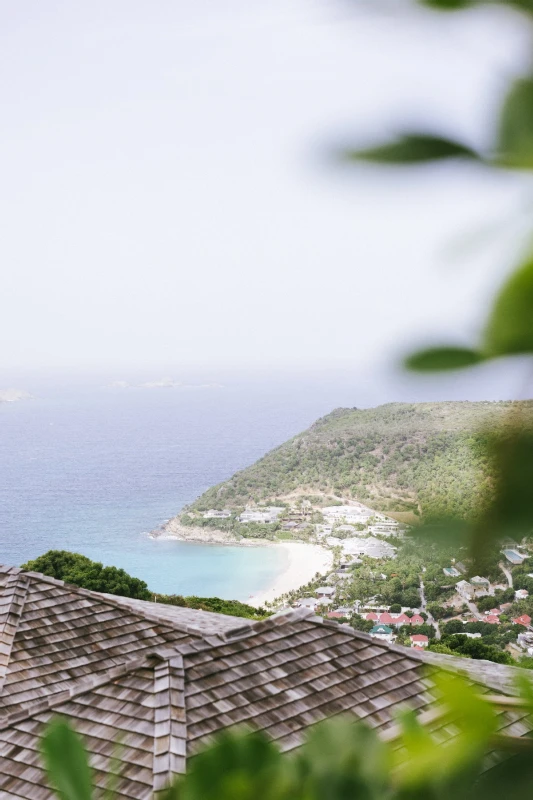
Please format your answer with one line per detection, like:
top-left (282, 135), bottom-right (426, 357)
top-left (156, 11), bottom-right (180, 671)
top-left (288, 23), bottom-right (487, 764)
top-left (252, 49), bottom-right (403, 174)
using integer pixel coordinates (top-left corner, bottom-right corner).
top-left (22, 551), bottom-right (152, 600)
top-left (189, 401), bottom-right (533, 521)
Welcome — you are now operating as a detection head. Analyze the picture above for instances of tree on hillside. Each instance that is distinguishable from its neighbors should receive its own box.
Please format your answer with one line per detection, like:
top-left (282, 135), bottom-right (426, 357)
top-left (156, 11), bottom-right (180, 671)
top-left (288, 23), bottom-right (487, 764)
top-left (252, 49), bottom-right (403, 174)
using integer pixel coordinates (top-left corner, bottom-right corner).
top-left (22, 550), bottom-right (151, 600)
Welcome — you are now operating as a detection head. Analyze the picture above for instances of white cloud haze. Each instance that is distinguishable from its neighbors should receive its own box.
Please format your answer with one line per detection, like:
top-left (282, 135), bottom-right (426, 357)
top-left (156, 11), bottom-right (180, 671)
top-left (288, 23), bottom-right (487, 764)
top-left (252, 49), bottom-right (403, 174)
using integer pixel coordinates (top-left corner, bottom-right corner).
top-left (1, 0), bottom-right (531, 372)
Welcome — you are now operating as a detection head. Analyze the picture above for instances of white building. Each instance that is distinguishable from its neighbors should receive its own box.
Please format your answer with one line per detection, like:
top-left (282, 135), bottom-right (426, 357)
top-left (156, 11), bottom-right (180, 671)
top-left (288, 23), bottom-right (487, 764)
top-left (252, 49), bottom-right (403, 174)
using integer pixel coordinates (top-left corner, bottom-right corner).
top-left (203, 509), bottom-right (232, 519)
top-left (328, 536), bottom-right (397, 560)
top-left (517, 631), bottom-right (533, 650)
top-left (316, 586), bottom-right (336, 599)
top-left (239, 507), bottom-right (284, 524)
top-left (369, 624), bottom-right (394, 642)
top-left (456, 580), bottom-right (475, 600)
top-left (295, 597), bottom-right (319, 611)
top-left (322, 506), bottom-right (373, 524)
top-left (516, 589), bottom-right (529, 601)
top-left (368, 523), bottom-right (403, 538)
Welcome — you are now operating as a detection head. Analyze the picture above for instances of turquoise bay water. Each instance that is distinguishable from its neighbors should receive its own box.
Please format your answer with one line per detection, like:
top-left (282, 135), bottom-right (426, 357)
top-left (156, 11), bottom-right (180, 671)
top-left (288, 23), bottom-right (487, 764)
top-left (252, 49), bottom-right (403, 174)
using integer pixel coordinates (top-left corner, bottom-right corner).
top-left (0, 373), bottom-right (368, 599)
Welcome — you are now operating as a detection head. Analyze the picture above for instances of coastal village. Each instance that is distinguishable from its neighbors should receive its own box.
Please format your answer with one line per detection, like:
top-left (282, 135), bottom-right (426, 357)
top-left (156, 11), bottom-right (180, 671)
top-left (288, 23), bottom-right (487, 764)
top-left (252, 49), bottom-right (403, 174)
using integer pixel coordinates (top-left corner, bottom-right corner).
top-left (186, 498), bottom-right (533, 666)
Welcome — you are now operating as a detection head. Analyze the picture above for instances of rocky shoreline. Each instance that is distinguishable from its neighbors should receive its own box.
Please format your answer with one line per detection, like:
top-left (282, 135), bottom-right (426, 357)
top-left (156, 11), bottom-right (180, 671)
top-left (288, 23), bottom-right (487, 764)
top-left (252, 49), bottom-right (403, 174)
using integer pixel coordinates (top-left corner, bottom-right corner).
top-left (150, 517), bottom-right (276, 547)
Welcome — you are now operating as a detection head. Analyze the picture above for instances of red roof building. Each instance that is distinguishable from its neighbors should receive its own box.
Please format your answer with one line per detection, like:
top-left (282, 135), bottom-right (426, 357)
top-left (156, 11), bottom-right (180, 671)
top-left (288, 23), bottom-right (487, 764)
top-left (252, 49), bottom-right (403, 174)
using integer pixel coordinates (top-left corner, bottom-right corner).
top-left (512, 614), bottom-right (532, 627)
top-left (488, 608), bottom-right (501, 616)
top-left (410, 634), bottom-right (429, 648)
top-left (326, 611), bottom-right (346, 619)
top-left (484, 615), bottom-right (500, 625)
top-left (410, 614), bottom-right (424, 625)
top-left (395, 614), bottom-right (411, 625)
top-left (365, 612), bottom-right (378, 621)
top-left (378, 613), bottom-right (395, 625)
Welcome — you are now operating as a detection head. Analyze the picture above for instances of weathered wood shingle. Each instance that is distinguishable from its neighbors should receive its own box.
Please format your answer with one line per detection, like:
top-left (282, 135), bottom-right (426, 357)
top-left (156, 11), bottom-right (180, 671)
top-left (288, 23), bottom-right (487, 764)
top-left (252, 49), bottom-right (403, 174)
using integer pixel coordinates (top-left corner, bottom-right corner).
top-left (0, 564), bottom-right (532, 798)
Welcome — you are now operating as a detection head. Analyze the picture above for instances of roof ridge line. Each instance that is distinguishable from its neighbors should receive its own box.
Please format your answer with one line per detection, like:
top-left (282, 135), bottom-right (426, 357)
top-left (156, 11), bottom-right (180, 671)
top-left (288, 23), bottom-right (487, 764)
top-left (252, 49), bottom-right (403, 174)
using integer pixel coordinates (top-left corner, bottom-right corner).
top-left (220, 606), bottom-right (316, 640)
top-left (0, 572), bottom-right (30, 693)
top-left (153, 655), bottom-right (187, 791)
top-left (18, 569), bottom-right (207, 639)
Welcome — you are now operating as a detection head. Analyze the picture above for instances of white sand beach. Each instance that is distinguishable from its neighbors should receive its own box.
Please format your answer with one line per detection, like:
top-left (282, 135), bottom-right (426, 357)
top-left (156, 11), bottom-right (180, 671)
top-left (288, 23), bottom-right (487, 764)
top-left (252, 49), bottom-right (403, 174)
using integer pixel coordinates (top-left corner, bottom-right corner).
top-left (247, 541), bottom-right (333, 608)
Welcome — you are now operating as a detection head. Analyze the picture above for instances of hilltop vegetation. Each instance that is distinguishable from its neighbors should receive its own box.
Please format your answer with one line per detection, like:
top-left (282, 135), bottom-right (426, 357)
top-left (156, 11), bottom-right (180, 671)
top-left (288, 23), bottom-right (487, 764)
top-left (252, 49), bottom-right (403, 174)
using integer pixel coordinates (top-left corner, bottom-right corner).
top-left (188, 401), bottom-right (533, 520)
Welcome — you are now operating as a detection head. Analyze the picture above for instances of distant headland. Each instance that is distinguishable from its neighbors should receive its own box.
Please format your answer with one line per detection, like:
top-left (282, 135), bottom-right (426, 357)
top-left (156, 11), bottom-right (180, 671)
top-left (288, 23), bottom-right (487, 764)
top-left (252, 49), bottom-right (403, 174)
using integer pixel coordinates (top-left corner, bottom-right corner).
top-left (0, 388), bottom-right (33, 403)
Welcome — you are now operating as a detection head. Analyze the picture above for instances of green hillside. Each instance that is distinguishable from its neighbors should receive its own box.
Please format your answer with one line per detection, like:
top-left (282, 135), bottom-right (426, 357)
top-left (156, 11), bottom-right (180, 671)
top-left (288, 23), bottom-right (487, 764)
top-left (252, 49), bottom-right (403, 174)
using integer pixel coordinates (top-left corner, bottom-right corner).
top-left (189, 401), bottom-right (533, 520)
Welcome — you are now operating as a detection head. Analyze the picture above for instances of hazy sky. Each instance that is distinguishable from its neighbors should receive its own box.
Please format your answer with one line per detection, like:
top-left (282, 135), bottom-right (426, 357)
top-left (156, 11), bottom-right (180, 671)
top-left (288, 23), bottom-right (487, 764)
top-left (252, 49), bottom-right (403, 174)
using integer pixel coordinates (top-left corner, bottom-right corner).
top-left (2, 0), bottom-right (532, 373)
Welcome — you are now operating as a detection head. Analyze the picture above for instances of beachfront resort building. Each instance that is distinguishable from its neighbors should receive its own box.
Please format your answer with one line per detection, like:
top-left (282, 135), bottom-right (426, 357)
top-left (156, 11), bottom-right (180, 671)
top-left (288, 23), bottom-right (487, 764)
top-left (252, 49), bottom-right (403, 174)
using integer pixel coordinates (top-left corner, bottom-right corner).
top-left (315, 586), bottom-right (335, 599)
top-left (328, 536), bottom-right (397, 560)
top-left (238, 507), bottom-right (284, 524)
top-left (503, 549), bottom-right (527, 565)
top-left (322, 505), bottom-right (373, 524)
top-left (1, 563), bottom-right (533, 797)
top-left (368, 522), bottom-right (403, 537)
top-left (203, 509), bottom-right (232, 519)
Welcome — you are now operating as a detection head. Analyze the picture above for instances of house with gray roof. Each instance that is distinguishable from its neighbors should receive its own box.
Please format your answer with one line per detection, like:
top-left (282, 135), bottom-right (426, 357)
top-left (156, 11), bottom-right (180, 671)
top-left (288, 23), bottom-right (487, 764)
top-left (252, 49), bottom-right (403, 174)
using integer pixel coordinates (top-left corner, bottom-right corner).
top-left (0, 563), bottom-right (533, 798)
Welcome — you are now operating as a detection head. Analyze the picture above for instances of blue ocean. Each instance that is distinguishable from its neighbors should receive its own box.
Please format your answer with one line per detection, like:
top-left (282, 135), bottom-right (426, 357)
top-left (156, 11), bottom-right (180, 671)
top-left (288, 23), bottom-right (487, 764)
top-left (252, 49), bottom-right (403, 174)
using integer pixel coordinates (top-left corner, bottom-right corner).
top-left (0, 371), bottom-right (373, 599)
top-left (0, 366), bottom-right (520, 599)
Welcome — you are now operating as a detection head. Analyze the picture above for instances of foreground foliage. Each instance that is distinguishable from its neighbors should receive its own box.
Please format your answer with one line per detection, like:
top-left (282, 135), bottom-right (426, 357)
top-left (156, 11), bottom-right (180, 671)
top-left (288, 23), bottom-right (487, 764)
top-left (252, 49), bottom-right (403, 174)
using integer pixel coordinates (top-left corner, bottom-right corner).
top-left (40, 672), bottom-right (533, 799)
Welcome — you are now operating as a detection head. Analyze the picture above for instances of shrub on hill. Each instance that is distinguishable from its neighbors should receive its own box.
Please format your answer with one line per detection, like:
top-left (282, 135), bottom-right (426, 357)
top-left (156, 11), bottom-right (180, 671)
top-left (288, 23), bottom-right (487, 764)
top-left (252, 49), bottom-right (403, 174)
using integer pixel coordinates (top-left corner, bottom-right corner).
top-left (426, 602), bottom-right (450, 620)
top-left (440, 634), bottom-right (513, 665)
top-left (350, 614), bottom-right (374, 633)
top-left (155, 594), bottom-right (268, 619)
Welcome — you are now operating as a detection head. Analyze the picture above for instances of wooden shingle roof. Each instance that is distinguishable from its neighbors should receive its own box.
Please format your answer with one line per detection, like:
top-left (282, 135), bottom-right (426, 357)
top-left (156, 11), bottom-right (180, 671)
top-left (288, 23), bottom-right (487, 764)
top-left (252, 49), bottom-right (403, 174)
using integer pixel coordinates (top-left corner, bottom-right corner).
top-left (0, 565), bottom-right (242, 720)
top-left (0, 565), bottom-right (532, 798)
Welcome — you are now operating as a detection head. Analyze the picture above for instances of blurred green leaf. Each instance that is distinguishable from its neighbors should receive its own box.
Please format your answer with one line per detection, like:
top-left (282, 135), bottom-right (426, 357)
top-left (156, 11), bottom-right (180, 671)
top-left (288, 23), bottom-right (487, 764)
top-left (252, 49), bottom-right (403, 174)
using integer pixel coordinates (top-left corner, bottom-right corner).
top-left (347, 134), bottom-right (480, 164)
top-left (394, 709), bottom-right (437, 787)
top-left (508, 0), bottom-right (533, 13)
top-left (433, 672), bottom-right (496, 744)
top-left (483, 257), bottom-right (533, 356)
top-left (173, 729), bottom-right (292, 800)
top-left (404, 346), bottom-right (484, 371)
top-left (419, 0), bottom-right (473, 8)
top-left (410, 517), bottom-right (472, 548)
top-left (41, 718), bottom-right (93, 800)
top-left (515, 673), bottom-right (533, 718)
top-left (473, 423), bottom-right (533, 548)
top-left (294, 717), bottom-right (391, 800)
top-left (395, 673), bottom-right (496, 791)
top-left (472, 752), bottom-right (533, 800)
top-left (159, 784), bottom-right (180, 800)
top-left (103, 738), bottom-right (123, 800)
top-left (497, 77), bottom-right (533, 169)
